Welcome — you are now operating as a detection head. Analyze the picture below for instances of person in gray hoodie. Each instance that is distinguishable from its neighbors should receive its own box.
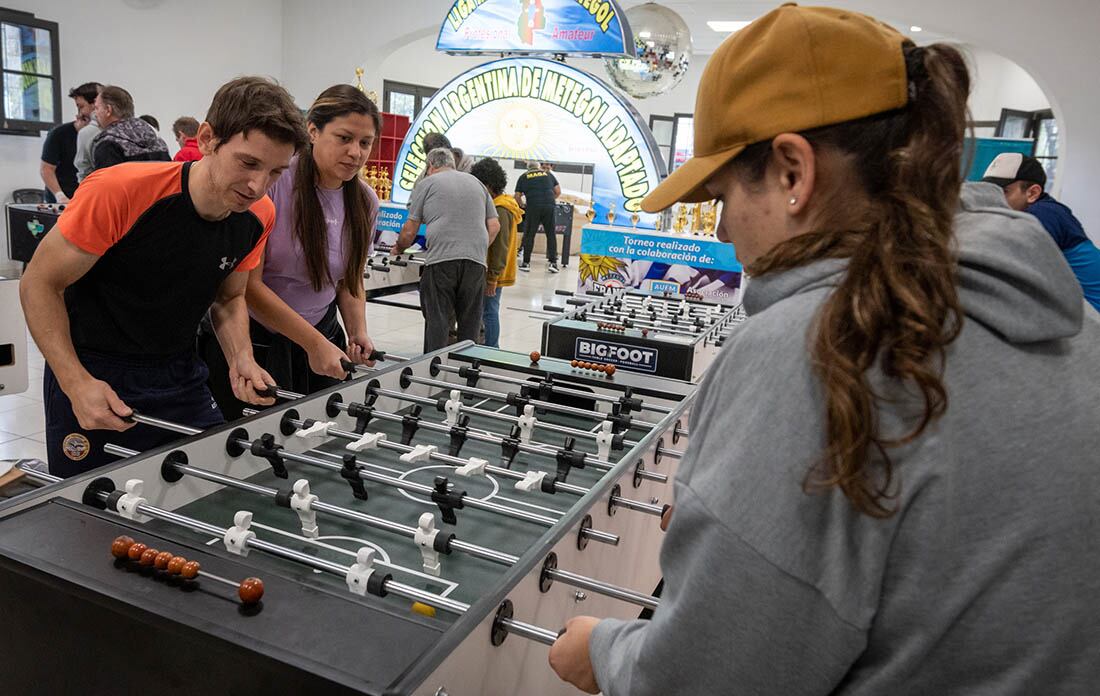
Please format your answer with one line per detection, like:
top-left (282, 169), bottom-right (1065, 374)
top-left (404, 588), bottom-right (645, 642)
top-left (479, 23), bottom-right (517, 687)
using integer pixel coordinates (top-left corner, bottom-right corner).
top-left (91, 85), bottom-right (170, 171)
top-left (549, 5), bottom-right (1100, 695)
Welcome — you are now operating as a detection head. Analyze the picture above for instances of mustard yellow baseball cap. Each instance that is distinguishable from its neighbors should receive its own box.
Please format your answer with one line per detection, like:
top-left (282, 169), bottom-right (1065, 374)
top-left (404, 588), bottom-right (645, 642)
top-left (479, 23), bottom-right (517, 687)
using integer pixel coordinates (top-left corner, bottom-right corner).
top-left (641, 3), bottom-right (910, 213)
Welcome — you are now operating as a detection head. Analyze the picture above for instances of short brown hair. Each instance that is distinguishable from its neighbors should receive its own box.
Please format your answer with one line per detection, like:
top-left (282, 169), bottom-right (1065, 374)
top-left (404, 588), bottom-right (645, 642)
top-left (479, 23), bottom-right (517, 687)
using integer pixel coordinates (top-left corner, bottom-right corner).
top-left (99, 85), bottom-right (134, 119)
top-left (172, 116), bottom-right (199, 138)
top-left (204, 76), bottom-right (308, 152)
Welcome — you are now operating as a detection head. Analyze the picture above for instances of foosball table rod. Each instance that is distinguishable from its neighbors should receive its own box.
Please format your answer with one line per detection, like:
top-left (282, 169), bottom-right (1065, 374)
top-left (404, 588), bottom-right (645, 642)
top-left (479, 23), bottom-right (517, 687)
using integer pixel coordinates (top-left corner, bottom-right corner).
top-left (106, 448), bottom-right (659, 610)
top-left (400, 371), bottom-right (663, 430)
top-left (82, 480), bottom-right (566, 646)
top-left (429, 360), bottom-right (674, 416)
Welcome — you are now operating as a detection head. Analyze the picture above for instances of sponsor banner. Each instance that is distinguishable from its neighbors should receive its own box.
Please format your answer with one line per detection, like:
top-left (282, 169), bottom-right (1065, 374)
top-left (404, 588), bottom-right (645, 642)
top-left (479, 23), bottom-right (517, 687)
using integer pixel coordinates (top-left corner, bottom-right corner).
top-left (576, 337), bottom-right (658, 373)
top-left (437, 0), bottom-right (632, 57)
top-left (390, 57), bottom-right (666, 228)
top-left (576, 226), bottom-right (742, 304)
top-left (373, 202), bottom-right (426, 253)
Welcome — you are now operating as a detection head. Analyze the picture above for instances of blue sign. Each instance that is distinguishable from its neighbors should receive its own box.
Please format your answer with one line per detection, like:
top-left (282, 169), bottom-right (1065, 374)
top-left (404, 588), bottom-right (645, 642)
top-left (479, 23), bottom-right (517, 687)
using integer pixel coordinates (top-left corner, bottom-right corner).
top-left (579, 226), bottom-right (741, 272)
top-left (391, 58), bottom-right (666, 227)
top-left (576, 337), bottom-right (657, 373)
top-left (373, 202), bottom-right (426, 252)
top-left (437, 0), bottom-right (633, 57)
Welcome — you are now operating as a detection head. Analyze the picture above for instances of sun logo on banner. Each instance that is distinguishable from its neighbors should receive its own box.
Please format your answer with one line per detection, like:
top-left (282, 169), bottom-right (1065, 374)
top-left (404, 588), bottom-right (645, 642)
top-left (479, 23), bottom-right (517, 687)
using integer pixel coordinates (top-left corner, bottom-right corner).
top-left (578, 254), bottom-right (626, 285)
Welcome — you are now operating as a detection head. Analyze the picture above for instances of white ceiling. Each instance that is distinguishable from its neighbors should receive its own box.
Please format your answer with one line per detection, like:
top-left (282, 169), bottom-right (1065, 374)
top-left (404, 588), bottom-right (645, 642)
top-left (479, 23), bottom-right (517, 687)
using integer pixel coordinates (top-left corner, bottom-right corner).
top-left (623, 1), bottom-right (953, 56)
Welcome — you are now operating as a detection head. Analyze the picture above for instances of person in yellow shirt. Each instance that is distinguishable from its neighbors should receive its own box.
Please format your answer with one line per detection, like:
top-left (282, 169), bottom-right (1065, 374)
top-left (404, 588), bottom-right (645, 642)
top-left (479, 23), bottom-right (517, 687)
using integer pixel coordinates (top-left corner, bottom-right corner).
top-left (471, 157), bottom-right (523, 347)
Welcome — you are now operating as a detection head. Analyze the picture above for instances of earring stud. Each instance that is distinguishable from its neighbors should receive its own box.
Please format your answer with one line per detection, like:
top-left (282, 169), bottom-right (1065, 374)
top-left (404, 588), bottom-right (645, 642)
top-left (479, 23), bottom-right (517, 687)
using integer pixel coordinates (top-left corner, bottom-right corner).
top-left (789, 197), bottom-right (798, 205)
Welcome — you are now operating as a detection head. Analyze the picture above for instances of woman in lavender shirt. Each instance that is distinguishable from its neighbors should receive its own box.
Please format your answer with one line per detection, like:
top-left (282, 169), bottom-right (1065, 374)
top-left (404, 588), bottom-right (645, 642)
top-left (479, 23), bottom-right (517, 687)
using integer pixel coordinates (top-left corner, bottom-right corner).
top-left (205, 85), bottom-right (381, 419)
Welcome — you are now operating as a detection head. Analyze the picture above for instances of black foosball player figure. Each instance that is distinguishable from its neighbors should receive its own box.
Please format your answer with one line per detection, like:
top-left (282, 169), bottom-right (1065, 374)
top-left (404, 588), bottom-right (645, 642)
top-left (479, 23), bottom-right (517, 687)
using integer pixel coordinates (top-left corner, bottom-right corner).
top-left (19, 77), bottom-right (310, 478)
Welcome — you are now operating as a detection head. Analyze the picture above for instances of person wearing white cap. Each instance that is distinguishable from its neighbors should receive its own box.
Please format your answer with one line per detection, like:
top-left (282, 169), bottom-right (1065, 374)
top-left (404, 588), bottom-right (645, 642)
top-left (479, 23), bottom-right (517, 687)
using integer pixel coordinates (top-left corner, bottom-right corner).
top-left (983, 152), bottom-right (1100, 312)
top-left (549, 4), bottom-right (1100, 695)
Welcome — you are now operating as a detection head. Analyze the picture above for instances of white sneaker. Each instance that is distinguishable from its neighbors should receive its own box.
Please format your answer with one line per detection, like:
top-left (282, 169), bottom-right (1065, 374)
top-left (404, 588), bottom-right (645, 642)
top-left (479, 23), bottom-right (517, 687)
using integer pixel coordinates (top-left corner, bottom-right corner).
top-left (519, 263), bottom-right (531, 272)
top-left (548, 262), bottom-right (560, 274)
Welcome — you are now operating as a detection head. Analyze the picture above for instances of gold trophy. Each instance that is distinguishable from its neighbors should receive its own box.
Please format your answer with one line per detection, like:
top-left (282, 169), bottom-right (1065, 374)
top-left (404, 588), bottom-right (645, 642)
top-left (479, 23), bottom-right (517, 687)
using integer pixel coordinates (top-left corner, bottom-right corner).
top-left (606, 203), bottom-right (616, 226)
top-left (584, 200), bottom-right (597, 223)
top-left (674, 205), bottom-right (688, 234)
top-left (691, 203), bottom-right (703, 234)
top-left (630, 212), bottom-right (640, 229)
top-left (654, 214), bottom-right (663, 233)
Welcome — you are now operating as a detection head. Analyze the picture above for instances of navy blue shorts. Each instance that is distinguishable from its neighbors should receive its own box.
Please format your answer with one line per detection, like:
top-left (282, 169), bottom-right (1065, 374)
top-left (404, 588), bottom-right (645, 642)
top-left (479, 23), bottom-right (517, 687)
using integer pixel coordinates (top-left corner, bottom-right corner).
top-left (44, 350), bottom-right (225, 478)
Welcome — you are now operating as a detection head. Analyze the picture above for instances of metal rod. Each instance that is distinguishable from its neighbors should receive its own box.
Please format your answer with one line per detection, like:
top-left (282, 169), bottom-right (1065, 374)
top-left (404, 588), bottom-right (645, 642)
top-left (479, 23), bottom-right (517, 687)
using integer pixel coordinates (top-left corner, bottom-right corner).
top-left (406, 374), bottom-right (660, 429)
top-left (15, 464), bottom-right (60, 485)
top-left (498, 618), bottom-right (560, 646)
top-left (611, 496), bottom-right (665, 516)
top-left (546, 568), bottom-right (659, 610)
top-left (128, 413), bottom-right (201, 435)
top-left (635, 468), bottom-right (668, 483)
top-left (234, 438), bottom-right (564, 528)
top-left (337, 394), bottom-right (618, 472)
top-left (433, 363), bottom-right (673, 415)
top-left (657, 447), bottom-right (684, 459)
top-left (105, 444), bottom-right (140, 458)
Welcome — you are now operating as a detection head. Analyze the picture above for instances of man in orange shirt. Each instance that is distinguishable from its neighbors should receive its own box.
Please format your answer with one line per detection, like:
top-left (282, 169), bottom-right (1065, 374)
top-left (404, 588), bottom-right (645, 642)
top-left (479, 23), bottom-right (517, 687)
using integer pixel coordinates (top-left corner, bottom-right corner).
top-left (19, 77), bottom-right (309, 477)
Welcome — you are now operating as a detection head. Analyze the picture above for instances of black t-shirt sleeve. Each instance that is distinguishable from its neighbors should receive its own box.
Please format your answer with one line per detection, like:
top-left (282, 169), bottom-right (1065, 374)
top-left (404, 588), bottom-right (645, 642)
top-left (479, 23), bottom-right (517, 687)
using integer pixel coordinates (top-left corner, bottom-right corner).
top-left (515, 173), bottom-right (528, 194)
top-left (549, 173), bottom-right (559, 189)
top-left (41, 126), bottom-right (63, 165)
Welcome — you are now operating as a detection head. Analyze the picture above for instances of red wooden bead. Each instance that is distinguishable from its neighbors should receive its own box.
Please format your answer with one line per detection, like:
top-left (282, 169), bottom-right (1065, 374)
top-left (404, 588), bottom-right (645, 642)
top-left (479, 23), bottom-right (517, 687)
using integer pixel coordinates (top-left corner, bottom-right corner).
top-left (606, 365), bottom-right (616, 376)
top-left (570, 359), bottom-right (579, 367)
top-left (181, 561), bottom-right (201, 579)
top-left (529, 351), bottom-right (540, 362)
top-left (167, 556), bottom-right (187, 575)
top-left (154, 551), bottom-right (173, 570)
top-left (127, 543), bottom-right (148, 561)
top-left (139, 548), bottom-right (159, 566)
top-left (238, 577), bottom-right (265, 605)
top-left (111, 536), bottom-right (135, 559)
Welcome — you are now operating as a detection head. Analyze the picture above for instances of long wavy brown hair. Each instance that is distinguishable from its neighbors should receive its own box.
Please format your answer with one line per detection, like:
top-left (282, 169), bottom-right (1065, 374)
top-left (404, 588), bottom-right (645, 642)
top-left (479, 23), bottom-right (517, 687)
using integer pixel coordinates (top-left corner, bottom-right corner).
top-left (294, 85), bottom-right (382, 298)
top-left (738, 44), bottom-right (971, 518)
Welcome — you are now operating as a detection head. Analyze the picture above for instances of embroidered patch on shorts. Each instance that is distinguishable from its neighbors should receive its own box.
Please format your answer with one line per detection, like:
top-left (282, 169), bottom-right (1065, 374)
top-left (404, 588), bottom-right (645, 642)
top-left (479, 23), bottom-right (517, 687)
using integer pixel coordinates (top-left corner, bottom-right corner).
top-left (63, 433), bottom-right (91, 461)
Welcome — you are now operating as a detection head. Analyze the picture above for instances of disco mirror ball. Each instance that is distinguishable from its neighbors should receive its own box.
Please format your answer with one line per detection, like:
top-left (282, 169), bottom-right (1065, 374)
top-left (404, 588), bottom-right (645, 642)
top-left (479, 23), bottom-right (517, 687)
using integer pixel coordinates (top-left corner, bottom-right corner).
top-left (604, 3), bottom-right (693, 99)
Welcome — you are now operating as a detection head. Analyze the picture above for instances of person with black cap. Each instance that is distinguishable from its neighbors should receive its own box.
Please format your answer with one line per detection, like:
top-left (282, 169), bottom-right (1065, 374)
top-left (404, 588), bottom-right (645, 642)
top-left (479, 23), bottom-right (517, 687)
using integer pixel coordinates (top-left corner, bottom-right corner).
top-left (983, 152), bottom-right (1100, 311)
top-left (549, 4), bottom-right (1100, 695)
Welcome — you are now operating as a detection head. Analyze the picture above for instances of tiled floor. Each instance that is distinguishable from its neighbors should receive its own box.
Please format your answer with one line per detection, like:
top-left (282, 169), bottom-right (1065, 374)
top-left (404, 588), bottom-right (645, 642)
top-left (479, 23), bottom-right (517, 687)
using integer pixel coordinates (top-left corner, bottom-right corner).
top-left (0, 256), bottom-right (579, 464)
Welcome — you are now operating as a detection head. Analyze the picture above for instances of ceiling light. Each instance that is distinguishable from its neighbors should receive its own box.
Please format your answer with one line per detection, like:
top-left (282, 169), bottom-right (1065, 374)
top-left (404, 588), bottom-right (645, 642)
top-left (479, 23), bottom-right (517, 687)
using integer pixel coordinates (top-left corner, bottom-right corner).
top-left (707, 20), bottom-right (751, 33)
top-left (910, 25), bottom-right (923, 32)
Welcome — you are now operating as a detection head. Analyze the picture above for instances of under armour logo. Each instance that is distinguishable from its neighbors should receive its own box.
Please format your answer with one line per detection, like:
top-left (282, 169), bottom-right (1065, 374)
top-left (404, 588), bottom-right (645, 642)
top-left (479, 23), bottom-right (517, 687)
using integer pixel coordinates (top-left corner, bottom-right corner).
top-left (219, 256), bottom-right (237, 270)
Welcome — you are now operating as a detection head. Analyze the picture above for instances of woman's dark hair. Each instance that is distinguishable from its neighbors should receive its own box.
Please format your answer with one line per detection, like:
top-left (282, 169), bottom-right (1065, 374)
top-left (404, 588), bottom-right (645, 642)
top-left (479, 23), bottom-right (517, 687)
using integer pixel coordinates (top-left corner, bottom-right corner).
top-left (736, 43), bottom-right (971, 518)
top-left (470, 157), bottom-right (507, 197)
top-left (293, 84), bottom-right (383, 298)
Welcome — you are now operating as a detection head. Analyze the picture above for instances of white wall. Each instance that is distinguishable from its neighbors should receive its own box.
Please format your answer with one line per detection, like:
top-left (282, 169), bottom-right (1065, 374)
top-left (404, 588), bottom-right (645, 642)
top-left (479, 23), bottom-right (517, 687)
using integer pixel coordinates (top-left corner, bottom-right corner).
top-left (964, 45), bottom-right (1050, 122)
top-left (1, 0), bottom-right (285, 206)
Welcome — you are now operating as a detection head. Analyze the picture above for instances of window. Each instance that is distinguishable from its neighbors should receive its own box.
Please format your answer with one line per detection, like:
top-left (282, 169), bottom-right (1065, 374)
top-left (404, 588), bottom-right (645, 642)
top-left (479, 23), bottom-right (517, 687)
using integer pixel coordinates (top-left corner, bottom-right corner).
top-left (649, 114), bottom-right (673, 172)
top-left (1, 8), bottom-right (60, 136)
top-left (670, 113), bottom-right (693, 171)
top-left (383, 80), bottom-right (437, 119)
top-left (995, 107), bottom-right (1059, 190)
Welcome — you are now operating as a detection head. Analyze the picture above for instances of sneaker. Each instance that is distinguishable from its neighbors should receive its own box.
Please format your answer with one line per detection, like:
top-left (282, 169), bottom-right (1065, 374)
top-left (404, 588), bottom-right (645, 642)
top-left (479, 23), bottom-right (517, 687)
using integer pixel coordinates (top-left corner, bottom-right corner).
top-left (519, 263), bottom-right (531, 272)
top-left (548, 262), bottom-right (560, 274)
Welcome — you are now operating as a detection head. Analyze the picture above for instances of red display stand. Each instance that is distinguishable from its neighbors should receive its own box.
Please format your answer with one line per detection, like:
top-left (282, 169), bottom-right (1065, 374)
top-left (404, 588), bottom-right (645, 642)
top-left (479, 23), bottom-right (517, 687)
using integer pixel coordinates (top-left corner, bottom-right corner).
top-left (367, 112), bottom-right (410, 179)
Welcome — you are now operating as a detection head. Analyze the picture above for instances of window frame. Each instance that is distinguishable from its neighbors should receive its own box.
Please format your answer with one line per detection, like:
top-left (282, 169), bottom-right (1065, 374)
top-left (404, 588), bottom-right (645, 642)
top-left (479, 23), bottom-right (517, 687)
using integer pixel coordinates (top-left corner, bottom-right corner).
top-left (0, 7), bottom-right (62, 136)
top-left (382, 79), bottom-right (437, 119)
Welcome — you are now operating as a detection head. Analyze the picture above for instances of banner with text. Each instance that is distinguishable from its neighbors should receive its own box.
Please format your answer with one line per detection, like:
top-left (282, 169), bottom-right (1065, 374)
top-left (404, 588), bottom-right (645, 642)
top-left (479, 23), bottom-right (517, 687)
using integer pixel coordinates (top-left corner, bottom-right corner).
top-left (577, 226), bottom-right (742, 304)
top-left (390, 57), bottom-right (666, 228)
top-left (437, 0), bottom-right (632, 56)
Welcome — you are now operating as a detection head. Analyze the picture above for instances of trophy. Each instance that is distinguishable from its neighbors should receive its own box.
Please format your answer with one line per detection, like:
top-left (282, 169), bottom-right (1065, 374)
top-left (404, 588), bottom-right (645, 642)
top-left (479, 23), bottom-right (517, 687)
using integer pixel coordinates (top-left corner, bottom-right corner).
top-left (673, 205), bottom-right (688, 234)
top-left (691, 203), bottom-right (702, 234)
top-left (606, 203), bottom-right (616, 226)
top-left (654, 214), bottom-right (663, 233)
top-left (705, 202), bottom-right (718, 234)
top-left (584, 200), bottom-right (597, 223)
top-left (630, 212), bottom-right (640, 229)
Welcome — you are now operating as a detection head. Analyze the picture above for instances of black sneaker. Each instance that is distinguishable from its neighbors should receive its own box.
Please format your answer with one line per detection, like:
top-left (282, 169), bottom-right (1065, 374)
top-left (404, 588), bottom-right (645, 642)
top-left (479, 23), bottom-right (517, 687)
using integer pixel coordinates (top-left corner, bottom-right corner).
top-left (519, 263), bottom-right (531, 272)
top-left (548, 262), bottom-right (560, 274)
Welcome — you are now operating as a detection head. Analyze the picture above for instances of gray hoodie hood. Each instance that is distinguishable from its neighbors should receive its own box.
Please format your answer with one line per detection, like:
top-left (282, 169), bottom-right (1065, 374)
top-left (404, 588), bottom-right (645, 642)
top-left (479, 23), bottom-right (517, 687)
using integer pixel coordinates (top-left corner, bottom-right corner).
top-left (743, 182), bottom-right (1084, 344)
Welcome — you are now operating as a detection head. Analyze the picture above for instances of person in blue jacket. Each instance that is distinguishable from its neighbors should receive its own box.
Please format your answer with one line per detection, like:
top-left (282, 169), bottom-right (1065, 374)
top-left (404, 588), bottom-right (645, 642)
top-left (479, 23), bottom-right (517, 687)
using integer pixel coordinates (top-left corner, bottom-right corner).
top-left (983, 152), bottom-right (1100, 312)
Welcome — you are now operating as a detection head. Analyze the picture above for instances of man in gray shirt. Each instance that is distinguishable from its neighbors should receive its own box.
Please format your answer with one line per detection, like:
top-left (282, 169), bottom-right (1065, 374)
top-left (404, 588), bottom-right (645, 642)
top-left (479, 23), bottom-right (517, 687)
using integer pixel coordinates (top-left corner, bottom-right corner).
top-left (395, 148), bottom-right (499, 351)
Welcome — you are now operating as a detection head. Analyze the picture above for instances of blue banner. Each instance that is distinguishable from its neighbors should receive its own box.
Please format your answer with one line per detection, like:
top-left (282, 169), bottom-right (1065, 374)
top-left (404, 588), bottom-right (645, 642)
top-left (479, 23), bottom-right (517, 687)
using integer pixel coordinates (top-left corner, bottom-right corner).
top-left (437, 0), bottom-right (632, 57)
top-left (373, 202), bottom-right (426, 252)
top-left (579, 226), bottom-right (741, 271)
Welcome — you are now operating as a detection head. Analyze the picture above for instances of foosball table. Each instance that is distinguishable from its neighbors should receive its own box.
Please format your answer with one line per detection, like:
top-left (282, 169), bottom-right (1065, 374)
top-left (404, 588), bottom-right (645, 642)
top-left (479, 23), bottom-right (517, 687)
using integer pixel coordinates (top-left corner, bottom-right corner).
top-left (0, 343), bottom-right (695, 695)
top-left (541, 288), bottom-right (747, 382)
